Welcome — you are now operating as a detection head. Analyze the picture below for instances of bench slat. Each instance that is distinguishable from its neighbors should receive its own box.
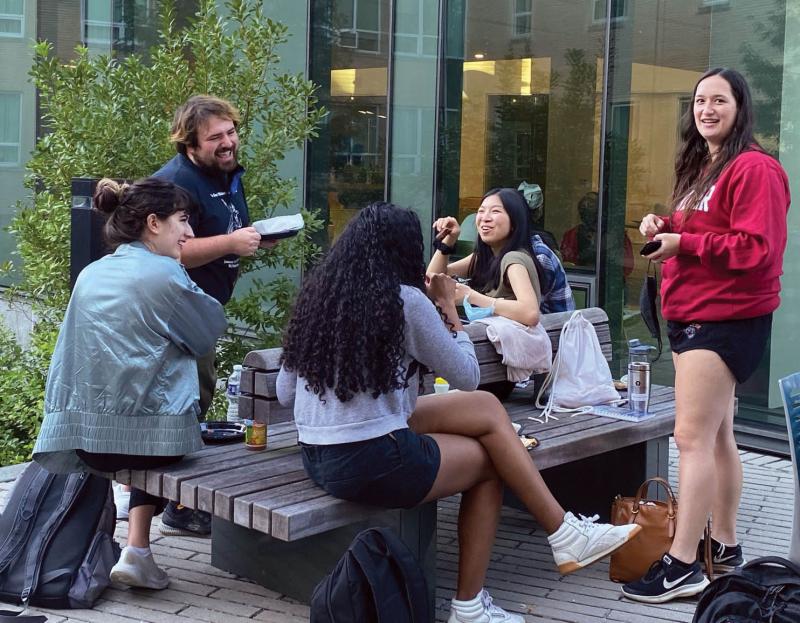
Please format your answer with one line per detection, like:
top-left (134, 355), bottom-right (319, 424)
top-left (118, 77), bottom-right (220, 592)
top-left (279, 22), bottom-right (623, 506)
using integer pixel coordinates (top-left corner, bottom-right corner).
top-left (166, 438), bottom-right (299, 501)
top-left (213, 462), bottom-right (306, 521)
top-left (248, 480), bottom-right (329, 533)
top-left (178, 439), bottom-right (300, 508)
top-left (270, 495), bottom-right (377, 541)
top-left (192, 453), bottom-right (304, 514)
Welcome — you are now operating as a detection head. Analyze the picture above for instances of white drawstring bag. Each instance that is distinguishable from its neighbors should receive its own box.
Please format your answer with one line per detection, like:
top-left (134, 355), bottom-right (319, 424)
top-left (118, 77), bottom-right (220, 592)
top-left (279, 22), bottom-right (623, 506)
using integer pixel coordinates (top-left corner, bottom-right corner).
top-left (533, 310), bottom-right (622, 422)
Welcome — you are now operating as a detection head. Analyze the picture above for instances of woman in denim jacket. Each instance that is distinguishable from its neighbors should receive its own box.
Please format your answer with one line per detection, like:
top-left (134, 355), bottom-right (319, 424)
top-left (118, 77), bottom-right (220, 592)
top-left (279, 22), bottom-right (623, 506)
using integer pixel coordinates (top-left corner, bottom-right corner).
top-left (33, 177), bottom-right (227, 590)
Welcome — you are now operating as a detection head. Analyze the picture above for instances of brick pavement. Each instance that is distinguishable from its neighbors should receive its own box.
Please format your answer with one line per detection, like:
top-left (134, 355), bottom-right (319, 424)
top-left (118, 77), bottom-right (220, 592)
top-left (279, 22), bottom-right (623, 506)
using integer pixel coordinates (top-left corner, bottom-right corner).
top-left (0, 444), bottom-right (793, 622)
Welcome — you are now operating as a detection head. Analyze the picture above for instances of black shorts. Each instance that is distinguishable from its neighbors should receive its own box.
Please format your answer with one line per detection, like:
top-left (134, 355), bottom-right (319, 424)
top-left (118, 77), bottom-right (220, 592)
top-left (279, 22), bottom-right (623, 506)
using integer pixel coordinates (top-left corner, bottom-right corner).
top-left (300, 428), bottom-right (441, 509)
top-left (667, 314), bottom-right (772, 384)
top-left (76, 450), bottom-right (182, 514)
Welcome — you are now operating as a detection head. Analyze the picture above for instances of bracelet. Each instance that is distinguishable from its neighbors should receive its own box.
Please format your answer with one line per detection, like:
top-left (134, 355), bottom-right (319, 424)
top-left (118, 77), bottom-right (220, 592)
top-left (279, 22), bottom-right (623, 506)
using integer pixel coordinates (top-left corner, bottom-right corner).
top-left (433, 238), bottom-right (455, 255)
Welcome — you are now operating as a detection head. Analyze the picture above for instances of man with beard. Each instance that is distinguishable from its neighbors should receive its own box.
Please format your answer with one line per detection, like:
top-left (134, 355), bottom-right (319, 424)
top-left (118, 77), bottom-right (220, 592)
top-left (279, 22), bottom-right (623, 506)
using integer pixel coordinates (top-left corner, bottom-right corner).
top-left (149, 95), bottom-right (271, 536)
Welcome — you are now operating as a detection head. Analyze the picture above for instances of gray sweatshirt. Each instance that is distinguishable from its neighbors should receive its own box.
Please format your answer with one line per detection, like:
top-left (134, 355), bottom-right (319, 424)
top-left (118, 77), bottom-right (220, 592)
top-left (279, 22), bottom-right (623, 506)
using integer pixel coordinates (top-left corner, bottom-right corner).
top-left (276, 285), bottom-right (480, 444)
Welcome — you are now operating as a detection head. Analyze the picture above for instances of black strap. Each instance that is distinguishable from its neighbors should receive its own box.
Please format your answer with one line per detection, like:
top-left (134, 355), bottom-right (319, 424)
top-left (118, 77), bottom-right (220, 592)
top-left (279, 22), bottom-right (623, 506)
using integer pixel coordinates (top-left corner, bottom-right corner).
top-left (0, 468), bottom-right (54, 575)
top-left (432, 238), bottom-right (455, 255)
top-left (639, 261), bottom-right (662, 361)
top-left (742, 555), bottom-right (800, 576)
top-left (22, 474), bottom-right (84, 602)
top-left (0, 607), bottom-right (47, 622)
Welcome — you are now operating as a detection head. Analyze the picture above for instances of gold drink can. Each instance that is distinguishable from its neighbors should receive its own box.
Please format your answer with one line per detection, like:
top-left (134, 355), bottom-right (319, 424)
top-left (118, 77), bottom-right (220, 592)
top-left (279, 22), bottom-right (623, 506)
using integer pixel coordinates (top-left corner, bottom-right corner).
top-left (246, 421), bottom-right (267, 450)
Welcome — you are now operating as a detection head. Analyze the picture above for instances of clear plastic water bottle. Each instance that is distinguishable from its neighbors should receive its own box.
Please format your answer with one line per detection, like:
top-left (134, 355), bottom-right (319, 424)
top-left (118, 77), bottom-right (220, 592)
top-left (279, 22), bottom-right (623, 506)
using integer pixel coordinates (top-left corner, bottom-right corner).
top-left (226, 364), bottom-right (243, 423)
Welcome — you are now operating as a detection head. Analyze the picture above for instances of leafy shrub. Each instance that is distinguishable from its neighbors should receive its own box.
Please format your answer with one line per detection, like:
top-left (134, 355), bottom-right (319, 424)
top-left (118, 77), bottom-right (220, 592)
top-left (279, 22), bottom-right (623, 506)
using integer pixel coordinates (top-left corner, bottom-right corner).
top-left (0, 0), bottom-right (323, 465)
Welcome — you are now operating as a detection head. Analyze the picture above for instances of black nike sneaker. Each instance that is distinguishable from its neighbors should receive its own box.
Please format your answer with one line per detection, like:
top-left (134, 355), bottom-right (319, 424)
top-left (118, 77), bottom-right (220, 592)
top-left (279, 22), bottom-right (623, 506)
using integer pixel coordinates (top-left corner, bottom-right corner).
top-left (621, 554), bottom-right (709, 603)
top-left (698, 536), bottom-right (745, 573)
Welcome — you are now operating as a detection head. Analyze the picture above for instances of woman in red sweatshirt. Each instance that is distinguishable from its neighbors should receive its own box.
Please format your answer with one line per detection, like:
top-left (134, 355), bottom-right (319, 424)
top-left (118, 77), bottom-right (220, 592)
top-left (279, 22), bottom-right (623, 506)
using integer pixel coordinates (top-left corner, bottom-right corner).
top-left (622, 68), bottom-right (791, 604)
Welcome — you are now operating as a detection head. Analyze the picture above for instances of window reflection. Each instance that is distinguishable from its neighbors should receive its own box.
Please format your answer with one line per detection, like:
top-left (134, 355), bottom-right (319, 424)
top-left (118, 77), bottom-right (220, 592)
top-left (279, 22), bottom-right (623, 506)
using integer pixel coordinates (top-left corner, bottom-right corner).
top-left (308, 0), bottom-right (389, 245)
top-left (440, 1), bottom-right (606, 274)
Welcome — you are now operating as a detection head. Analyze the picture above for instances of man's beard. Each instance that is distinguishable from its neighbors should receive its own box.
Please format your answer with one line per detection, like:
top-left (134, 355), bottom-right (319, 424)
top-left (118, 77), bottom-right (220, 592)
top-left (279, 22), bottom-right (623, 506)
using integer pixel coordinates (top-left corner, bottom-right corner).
top-left (192, 149), bottom-right (239, 183)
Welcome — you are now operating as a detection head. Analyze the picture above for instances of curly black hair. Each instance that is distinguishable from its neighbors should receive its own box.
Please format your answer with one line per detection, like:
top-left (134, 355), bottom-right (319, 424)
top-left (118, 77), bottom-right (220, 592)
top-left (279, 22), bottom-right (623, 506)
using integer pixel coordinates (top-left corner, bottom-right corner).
top-left (281, 202), bottom-right (428, 402)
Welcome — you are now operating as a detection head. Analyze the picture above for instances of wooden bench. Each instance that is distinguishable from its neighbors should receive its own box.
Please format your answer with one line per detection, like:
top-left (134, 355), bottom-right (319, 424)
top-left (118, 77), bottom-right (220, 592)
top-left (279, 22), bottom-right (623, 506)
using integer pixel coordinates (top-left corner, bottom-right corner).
top-left (116, 308), bottom-right (675, 615)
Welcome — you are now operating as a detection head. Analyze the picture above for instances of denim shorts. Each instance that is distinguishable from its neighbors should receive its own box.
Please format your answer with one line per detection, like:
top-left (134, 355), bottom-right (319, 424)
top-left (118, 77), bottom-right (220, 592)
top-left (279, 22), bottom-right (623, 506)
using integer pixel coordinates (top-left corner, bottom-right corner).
top-left (667, 314), bottom-right (772, 384)
top-left (300, 428), bottom-right (441, 509)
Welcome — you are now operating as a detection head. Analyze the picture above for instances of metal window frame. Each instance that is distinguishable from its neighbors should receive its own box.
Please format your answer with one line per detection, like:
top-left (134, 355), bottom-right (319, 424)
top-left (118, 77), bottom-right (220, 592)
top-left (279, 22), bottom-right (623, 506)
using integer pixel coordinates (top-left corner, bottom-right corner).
top-left (0, 0), bottom-right (25, 38)
top-left (512, 0), bottom-right (532, 38)
top-left (0, 91), bottom-right (22, 166)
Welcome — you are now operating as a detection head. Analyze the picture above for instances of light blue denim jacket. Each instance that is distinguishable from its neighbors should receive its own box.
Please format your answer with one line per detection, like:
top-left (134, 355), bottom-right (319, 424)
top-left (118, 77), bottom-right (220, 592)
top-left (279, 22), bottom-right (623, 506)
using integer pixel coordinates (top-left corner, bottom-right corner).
top-left (33, 242), bottom-right (227, 473)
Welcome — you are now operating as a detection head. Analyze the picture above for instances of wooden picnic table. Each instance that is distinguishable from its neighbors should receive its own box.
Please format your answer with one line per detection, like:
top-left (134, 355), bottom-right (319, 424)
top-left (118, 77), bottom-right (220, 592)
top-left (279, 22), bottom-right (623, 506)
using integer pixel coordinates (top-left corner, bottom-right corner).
top-left (116, 308), bottom-right (676, 608)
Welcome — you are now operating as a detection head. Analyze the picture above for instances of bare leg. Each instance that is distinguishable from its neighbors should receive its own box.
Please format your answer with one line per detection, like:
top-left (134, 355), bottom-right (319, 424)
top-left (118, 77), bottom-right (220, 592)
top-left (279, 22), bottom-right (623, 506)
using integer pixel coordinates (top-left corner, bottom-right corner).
top-left (710, 388), bottom-right (741, 545)
top-left (669, 350), bottom-right (737, 563)
top-left (410, 390), bottom-right (565, 533)
top-left (422, 432), bottom-right (503, 599)
top-left (127, 504), bottom-right (155, 549)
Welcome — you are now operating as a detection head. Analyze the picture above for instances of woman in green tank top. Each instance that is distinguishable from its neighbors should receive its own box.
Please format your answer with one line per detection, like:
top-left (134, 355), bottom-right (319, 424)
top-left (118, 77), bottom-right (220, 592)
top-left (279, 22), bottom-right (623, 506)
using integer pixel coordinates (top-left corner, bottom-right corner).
top-left (427, 188), bottom-right (544, 327)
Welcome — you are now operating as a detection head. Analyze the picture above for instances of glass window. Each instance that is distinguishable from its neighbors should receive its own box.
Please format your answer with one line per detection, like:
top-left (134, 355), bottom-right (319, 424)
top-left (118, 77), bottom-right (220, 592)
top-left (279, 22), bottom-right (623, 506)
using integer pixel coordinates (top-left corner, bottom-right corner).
top-left (603, 0), bottom-right (799, 436)
top-left (439, 0), bottom-right (606, 273)
top-left (333, 0), bottom-right (382, 53)
top-left (308, 0), bottom-right (390, 245)
top-left (82, 0), bottom-right (168, 57)
top-left (593, 0), bottom-right (627, 22)
top-left (395, 0), bottom-right (437, 57)
top-left (0, 0), bottom-right (23, 36)
top-left (0, 93), bottom-right (21, 165)
top-left (513, 0), bottom-right (531, 37)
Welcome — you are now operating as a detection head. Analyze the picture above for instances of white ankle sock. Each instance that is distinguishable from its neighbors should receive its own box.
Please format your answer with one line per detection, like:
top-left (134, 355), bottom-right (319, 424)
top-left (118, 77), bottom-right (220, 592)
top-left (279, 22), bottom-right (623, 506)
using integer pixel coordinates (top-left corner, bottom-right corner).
top-left (128, 546), bottom-right (152, 557)
top-left (451, 589), bottom-right (483, 608)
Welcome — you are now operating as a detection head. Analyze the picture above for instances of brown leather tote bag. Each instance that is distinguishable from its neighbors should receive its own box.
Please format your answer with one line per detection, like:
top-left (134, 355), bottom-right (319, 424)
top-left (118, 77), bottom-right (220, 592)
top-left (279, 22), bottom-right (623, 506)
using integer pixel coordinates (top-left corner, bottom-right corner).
top-left (609, 477), bottom-right (714, 583)
top-left (609, 476), bottom-right (679, 583)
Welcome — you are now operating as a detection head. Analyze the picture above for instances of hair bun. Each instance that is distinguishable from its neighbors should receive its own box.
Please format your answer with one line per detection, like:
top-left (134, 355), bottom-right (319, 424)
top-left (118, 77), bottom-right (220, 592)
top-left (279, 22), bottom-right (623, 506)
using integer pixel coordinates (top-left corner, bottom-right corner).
top-left (93, 178), bottom-right (130, 215)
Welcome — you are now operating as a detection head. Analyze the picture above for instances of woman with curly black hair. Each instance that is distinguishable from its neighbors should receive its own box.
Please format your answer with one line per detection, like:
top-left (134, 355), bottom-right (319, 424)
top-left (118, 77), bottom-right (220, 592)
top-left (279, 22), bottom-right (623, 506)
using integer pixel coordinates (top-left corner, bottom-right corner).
top-left (427, 187), bottom-right (544, 327)
top-left (277, 202), bottom-right (640, 622)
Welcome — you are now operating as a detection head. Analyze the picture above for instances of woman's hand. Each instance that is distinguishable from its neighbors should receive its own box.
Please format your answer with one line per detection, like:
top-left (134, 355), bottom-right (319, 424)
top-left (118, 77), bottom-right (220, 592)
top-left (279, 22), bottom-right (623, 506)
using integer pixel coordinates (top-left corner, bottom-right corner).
top-left (640, 214), bottom-right (665, 238)
top-left (432, 217), bottom-right (460, 246)
top-left (453, 281), bottom-right (471, 305)
top-left (649, 233), bottom-right (681, 262)
top-left (426, 272), bottom-right (457, 307)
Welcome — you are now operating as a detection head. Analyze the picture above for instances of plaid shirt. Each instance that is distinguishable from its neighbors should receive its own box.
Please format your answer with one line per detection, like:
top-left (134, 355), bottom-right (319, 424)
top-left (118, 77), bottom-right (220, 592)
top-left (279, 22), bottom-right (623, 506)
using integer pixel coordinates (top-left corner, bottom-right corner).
top-left (532, 235), bottom-right (576, 314)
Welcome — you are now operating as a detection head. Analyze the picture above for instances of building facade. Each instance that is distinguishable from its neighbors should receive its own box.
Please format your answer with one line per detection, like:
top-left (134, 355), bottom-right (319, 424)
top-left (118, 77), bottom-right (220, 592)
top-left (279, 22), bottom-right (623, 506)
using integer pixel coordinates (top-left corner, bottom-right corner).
top-left (2, 0), bottom-right (799, 450)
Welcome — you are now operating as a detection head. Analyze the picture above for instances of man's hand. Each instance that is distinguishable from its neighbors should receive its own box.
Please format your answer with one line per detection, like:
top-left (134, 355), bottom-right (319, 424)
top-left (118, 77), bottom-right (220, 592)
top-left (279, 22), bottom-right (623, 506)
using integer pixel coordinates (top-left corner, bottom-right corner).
top-left (228, 227), bottom-right (262, 256)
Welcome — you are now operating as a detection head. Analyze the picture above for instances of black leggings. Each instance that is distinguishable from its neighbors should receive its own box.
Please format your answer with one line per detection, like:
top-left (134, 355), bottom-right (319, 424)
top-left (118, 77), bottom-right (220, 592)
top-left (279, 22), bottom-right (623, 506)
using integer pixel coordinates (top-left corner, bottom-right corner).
top-left (77, 451), bottom-right (182, 514)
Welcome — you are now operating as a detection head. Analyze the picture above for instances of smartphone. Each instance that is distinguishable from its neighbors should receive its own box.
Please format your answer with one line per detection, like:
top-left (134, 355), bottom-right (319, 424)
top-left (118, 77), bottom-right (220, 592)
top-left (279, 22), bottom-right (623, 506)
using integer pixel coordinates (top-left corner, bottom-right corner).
top-left (640, 240), bottom-right (662, 256)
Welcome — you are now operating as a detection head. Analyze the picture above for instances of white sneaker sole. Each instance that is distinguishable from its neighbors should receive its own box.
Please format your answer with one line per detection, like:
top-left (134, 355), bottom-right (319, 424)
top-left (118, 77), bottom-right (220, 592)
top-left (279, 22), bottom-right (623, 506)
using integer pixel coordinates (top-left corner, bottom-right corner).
top-left (621, 576), bottom-right (709, 604)
top-left (557, 524), bottom-right (643, 574)
top-left (158, 524), bottom-right (211, 538)
top-left (109, 566), bottom-right (169, 590)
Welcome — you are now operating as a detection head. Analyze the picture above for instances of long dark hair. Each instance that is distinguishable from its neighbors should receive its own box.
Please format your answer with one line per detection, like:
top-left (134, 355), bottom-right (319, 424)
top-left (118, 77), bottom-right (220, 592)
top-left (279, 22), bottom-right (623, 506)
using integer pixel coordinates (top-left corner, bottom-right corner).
top-left (93, 177), bottom-right (196, 249)
top-left (468, 188), bottom-right (543, 293)
top-left (281, 202), bottom-right (427, 402)
top-left (672, 68), bottom-right (764, 221)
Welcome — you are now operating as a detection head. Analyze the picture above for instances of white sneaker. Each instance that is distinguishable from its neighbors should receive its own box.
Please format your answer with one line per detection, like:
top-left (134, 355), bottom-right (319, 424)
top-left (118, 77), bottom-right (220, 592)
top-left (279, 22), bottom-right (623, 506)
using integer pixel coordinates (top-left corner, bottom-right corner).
top-left (548, 511), bottom-right (642, 574)
top-left (109, 547), bottom-right (169, 590)
top-left (113, 483), bottom-right (130, 521)
top-left (448, 589), bottom-right (524, 622)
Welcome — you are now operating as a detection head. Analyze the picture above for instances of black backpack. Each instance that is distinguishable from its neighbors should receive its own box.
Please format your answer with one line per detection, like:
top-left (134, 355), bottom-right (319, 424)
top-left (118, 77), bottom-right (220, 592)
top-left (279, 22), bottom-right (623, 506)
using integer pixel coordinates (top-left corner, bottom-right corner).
top-left (693, 556), bottom-right (800, 623)
top-left (310, 527), bottom-right (429, 623)
top-left (0, 462), bottom-right (120, 615)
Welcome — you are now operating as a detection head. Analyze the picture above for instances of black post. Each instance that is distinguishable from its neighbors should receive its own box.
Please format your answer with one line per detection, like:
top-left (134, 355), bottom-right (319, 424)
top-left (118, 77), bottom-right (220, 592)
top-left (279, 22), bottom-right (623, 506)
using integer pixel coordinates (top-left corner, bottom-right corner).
top-left (70, 177), bottom-right (108, 290)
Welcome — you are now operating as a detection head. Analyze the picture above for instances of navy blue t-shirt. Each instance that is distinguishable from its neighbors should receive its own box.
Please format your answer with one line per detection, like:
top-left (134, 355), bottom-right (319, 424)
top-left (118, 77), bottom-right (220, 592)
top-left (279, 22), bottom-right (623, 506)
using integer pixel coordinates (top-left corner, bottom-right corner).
top-left (154, 154), bottom-right (249, 305)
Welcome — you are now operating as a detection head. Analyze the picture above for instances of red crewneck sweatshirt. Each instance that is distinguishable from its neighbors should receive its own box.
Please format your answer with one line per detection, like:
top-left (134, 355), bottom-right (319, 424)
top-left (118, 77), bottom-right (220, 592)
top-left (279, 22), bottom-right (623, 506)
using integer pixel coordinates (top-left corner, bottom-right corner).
top-left (659, 150), bottom-right (790, 322)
